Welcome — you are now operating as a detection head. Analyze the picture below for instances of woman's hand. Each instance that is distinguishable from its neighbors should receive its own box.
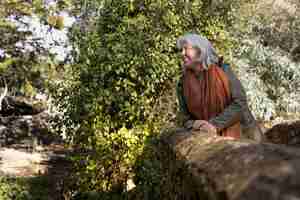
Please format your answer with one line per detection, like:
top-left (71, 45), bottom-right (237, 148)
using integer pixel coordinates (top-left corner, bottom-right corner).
top-left (192, 120), bottom-right (217, 135)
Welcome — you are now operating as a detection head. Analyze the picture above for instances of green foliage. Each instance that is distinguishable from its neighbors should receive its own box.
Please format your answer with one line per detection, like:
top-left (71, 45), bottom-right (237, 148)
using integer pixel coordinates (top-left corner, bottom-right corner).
top-left (21, 79), bottom-right (37, 98)
top-left (228, 0), bottom-right (300, 120)
top-left (0, 1), bottom-right (69, 96)
top-left (0, 0), bottom-right (49, 17)
top-left (0, 176), bottom-right (50, 200)
top-left (61, 0), bottom-right (235, 141)
top-left (0, 58), bottom-right (15, 73)
top-left (132, 137), bottom-right (163, 200)
top-left (70, 127), bottom-right (149, 192)
top-left (53, 0), bottom-right (237, 196)
top-left (0, 56), bottom-right (55, 95)
top-left (47, 15), bottom-right (65, 30)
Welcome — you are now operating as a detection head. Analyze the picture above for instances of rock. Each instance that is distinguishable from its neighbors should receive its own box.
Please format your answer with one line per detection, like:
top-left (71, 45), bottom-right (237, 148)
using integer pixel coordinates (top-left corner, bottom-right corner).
top-left (0, 125), bottom-right (9, 146)
top-left (291, 45), bottom-right (300, 61)
top-left (0, 125), bottom-right (7, 133)
top-left (0, 111), bottom-right (60, 147)
top-left (264, 120), bottom-right (300, 147)
top-left (0, 96), bottom-right (47, 116)
top-left (159, 128), bottom-right (300, 200)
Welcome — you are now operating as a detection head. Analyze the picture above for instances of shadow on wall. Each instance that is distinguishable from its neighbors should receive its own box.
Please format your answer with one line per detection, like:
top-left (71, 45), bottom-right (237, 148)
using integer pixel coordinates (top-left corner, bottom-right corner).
top-left (264, 120), bottom-right (300, 147)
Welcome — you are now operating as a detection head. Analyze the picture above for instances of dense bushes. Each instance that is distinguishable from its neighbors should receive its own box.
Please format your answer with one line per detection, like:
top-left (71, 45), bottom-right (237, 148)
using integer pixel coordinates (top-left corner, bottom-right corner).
top-left (1, 0), bottom-right (299, 198)
top-left (53, 0), bottom-right (238, 195)
top-left (230, 0), bottom-right (300, 121)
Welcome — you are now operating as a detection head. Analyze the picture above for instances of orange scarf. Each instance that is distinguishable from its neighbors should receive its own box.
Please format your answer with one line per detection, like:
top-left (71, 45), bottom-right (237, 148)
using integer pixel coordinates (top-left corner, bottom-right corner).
top-left (183, 64), bottom-right (241, 138)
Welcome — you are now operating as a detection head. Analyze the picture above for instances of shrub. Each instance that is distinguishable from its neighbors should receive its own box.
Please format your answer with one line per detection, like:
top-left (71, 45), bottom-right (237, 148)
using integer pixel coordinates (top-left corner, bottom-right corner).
top-left (230, 0), bottom-right (300, 121)
top-left (54, 0), bottom-right (237, 195)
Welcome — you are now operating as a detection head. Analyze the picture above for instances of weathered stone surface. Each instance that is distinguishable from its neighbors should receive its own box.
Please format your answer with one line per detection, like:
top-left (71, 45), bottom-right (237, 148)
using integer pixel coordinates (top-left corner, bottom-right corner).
top-left (161, 129), bottom-right (300, 200)
top-left (264, 120), bottom-right (300, 147)
top-left (0, 96), bottom-right (46, 116)
top-left (0, 112), bottom-right (60, 147)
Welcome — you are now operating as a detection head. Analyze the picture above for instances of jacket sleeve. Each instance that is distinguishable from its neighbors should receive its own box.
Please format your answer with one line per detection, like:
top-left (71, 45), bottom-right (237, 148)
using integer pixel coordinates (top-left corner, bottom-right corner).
top-left (209, 66), bottom-right (247, 130)
top-left (176, 76), bottom-right (192, 121)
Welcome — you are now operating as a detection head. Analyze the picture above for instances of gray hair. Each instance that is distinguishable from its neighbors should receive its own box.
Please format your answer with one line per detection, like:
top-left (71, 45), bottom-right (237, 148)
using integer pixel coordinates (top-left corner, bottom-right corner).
top-left (177, 33), bottom-right (219, 69)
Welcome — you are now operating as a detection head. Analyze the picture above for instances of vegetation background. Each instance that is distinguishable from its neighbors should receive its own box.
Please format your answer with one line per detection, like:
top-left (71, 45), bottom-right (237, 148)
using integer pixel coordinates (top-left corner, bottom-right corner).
top-left (0, 0), bottom-right (300, 199)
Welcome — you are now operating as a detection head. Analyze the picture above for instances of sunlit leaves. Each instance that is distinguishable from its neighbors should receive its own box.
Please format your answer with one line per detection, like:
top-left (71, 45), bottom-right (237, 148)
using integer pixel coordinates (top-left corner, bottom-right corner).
top-left (56, 0), bottom-right (237, 193)
top-left (47, 15), bottom-right (65, 29)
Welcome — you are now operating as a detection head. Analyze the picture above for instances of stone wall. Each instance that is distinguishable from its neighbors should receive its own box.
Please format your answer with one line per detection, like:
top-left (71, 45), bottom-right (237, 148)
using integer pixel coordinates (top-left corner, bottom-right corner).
top-left (159, 128), bottom-right (300, 200)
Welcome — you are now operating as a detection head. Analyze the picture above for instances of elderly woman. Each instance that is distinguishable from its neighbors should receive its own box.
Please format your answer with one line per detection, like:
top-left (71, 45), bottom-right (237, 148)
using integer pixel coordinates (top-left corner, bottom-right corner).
top-left (176, 33), bottom-right (263, 140)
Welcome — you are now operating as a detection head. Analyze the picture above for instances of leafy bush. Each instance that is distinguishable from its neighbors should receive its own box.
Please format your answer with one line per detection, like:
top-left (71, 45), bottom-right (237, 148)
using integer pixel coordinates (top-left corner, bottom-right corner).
top-left (230, 0), bottom-right (300, 121)
top-left (234, 39), bottom-right (300, 121)
top-left (0, 1), bottom-right (73, 96)
top-left (0, 176), bottom-right (50, 200)
top-left (53, 0), bottom-right (237, 195)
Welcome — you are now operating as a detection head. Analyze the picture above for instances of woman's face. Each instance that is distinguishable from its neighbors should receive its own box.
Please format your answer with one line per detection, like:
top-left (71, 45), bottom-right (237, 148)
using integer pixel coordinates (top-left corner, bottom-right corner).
top-left (181, 42), bottom-right (200, 66)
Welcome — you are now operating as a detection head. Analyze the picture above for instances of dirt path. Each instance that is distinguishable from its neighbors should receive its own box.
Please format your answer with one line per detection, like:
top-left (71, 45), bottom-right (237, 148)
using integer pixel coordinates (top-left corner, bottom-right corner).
top-left (0, 143), bottom-right (73, 200)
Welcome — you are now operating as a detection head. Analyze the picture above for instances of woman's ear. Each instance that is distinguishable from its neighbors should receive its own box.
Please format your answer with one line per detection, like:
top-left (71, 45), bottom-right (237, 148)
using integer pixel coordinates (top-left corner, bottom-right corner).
top-left (196, 48), bottom-right (201, 57)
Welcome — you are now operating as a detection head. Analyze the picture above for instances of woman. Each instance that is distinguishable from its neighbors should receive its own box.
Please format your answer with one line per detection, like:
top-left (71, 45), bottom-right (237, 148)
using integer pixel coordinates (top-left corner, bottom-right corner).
top-left (176, 33), bottom-right (263, 140)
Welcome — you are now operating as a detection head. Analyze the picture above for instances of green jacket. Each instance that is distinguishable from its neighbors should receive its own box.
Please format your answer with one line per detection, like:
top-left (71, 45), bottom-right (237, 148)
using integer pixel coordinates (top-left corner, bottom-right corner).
top-left (176, 64), bottom-right (257, 132)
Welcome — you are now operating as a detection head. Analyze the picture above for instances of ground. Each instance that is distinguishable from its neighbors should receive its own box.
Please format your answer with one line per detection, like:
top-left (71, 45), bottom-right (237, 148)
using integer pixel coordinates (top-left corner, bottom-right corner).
top-left (0, 142), bottom-right (72, 200)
